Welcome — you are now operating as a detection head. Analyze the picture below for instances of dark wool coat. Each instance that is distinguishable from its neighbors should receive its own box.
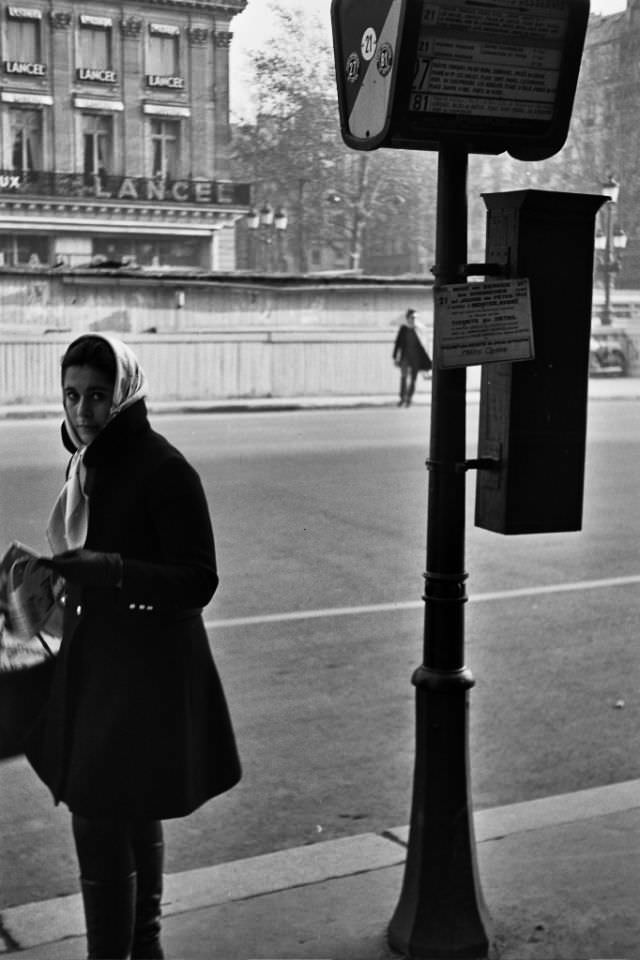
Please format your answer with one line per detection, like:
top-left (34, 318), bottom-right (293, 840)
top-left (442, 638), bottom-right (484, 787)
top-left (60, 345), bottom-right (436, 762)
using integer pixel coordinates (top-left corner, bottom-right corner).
top-left (392, 325), bottom-right (432, 372)
top-left (26, 399), bottom-right (241, 819)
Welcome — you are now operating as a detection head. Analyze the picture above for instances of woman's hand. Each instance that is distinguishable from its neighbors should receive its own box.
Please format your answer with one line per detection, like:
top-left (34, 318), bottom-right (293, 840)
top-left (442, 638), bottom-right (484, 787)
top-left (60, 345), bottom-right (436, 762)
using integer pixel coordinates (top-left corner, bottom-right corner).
top-left (39, 550), bottom-right (123, 589)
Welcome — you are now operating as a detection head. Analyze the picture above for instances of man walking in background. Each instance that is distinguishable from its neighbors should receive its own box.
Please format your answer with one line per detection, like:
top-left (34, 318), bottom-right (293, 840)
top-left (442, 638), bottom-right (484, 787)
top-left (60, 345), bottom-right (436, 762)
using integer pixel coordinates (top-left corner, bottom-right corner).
top-left (392, 308), bottom-right (432, 407)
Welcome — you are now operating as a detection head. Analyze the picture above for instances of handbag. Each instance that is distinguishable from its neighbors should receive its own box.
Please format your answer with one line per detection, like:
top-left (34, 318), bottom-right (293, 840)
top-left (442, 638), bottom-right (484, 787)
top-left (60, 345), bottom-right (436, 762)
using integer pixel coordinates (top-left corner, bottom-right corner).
top-left (0, 642), bottom-right (57, 760)
top-left (0, 543), bottom-right (62, 761)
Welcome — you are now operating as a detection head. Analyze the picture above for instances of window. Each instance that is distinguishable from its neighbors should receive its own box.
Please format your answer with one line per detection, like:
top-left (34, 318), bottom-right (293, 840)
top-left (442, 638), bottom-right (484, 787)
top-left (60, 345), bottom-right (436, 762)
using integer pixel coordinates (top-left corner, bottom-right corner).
top-left (92, 235), bottom-right (204, 268)
top-left (78, 24), bottom-right (112, 71)
top-left (0, 234), bottom-right (50, 266)
top-left (7, 15), bottom-right (41, 63)
top-left (150, 119), bottom-right (179, 178)
top-left (148, 33), bottom-right (179, 76)
top-left (10, 109), bottom-right (42, 172)
top-left (82, 114), bottom-right (112, 185)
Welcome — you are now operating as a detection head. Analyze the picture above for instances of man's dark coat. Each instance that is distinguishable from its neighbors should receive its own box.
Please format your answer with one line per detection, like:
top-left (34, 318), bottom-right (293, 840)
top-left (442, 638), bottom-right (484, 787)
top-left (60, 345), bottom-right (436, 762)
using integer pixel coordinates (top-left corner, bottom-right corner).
top-left (392, 323), bottom-right (432, 371)
top-left (26, 399), bottom-right (241, 819)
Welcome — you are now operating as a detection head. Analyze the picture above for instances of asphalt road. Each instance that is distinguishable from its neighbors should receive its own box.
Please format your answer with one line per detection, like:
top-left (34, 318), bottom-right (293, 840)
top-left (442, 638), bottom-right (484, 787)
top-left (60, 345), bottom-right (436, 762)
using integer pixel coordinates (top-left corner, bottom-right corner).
top-left (1, 402), bottom-right (639, 907)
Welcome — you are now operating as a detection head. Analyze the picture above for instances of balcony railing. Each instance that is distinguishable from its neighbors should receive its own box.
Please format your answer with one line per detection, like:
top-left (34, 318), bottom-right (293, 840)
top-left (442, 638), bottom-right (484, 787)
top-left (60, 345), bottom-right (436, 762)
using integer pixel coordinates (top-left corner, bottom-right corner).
top-left (0, 170), bottom-right (252, 206)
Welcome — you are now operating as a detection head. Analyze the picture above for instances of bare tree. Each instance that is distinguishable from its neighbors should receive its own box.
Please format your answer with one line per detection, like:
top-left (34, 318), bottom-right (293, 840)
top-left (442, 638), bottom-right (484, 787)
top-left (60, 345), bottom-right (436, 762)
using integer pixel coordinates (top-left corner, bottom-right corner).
top-left (231, 2), bottom-right (438, 274)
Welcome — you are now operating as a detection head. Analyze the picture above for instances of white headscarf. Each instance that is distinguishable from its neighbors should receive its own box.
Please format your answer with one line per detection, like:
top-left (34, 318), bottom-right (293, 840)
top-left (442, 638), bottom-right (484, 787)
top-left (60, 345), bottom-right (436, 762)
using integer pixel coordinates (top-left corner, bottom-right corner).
top-left (46, 334), bottom-right (148, 554)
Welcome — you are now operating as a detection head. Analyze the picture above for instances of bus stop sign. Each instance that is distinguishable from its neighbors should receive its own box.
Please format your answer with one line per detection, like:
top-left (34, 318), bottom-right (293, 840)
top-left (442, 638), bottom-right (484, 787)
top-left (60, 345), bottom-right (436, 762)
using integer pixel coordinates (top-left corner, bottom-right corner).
top-left (331, 0), bottom-right (590, 160)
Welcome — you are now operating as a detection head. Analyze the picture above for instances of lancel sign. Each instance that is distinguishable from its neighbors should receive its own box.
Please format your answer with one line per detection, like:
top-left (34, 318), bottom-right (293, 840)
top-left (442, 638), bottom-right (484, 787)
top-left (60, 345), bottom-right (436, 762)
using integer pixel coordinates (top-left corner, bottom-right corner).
top-left (94, 176), bottom-right (220, 203)
top-left (0, 171), bottom-right (246, 206)
top-left (4, 60), bottom-right (46, 76)
top-left (146, 75), bottom-right (184, 89)
top-left (77, 67), bottom-right (117, 83)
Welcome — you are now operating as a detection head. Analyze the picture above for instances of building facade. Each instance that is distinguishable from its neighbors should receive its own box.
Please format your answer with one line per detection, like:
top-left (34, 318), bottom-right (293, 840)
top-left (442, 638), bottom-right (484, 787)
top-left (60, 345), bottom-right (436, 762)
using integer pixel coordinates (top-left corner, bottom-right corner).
top-left (574, 1), bottom-right (640, 288)
top-left (0, 0), bottom-right (249, 269)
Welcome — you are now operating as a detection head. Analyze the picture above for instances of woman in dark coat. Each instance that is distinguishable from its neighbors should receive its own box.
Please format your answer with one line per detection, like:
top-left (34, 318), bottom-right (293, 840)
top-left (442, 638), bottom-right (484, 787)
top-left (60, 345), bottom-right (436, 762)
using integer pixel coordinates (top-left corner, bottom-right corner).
top-left (27, 333), bottom-right (241, 959)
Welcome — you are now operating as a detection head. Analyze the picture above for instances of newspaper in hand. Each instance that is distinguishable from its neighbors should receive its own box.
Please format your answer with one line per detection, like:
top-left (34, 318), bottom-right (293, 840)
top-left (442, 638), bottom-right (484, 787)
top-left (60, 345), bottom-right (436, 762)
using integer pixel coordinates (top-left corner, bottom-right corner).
top-left (0, 542), bottom-right (62, 671)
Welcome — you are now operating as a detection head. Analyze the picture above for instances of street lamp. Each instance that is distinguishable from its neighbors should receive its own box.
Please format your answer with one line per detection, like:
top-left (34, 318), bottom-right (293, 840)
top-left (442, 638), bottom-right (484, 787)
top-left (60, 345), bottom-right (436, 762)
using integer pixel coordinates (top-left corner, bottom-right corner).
top-left (324, 190), bottom-right (364, 272)
top-left (596, 175), bottom-right (627, 326)
top-left (246, 202), bottom-right (288, 271)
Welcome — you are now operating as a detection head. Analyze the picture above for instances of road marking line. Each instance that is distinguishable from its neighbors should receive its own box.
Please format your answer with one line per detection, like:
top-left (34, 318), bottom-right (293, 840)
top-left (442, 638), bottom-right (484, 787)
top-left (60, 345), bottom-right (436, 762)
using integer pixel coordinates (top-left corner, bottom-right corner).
top-left (204, 574), bottom-right (640, 630)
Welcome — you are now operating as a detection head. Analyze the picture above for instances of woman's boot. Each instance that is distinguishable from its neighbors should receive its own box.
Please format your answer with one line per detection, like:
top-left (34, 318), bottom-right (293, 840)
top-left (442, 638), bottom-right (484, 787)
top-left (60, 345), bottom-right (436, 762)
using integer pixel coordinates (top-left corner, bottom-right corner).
top-left (80, 873), bottom-right (136, 959)
top-left (131, 838), bottom-right (164, 959)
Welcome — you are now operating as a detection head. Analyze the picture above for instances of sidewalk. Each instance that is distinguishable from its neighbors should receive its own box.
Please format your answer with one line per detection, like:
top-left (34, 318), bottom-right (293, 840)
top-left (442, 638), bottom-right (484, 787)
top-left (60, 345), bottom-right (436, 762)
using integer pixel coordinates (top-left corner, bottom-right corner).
top-left (2, 779), bottom-right (639, 959)
top-left (0, 374), bottom-right (639, 420)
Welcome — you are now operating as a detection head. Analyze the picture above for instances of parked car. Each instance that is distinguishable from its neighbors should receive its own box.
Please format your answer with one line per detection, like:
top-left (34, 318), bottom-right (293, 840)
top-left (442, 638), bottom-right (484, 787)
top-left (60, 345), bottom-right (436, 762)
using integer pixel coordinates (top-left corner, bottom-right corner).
top-left (589, 328), bottom-right (631, 376)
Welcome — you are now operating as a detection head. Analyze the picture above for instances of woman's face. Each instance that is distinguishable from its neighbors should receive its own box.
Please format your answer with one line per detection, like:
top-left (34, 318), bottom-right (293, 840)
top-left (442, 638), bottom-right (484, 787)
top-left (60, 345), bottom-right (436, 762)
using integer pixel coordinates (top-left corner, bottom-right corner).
top-left (63, 365), bottom-right (114, 444)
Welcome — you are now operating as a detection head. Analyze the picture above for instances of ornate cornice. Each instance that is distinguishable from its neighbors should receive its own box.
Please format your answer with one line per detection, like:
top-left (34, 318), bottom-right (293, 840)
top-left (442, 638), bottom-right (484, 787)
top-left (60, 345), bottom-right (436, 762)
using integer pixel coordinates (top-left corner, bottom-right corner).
top-left (141, 1), bottom-right (246, 12)
top-left (49, 3), bottom-right (246, 31)
top-left (121, 16), bottom-right (143, 39)
top-left (0, 199), bottom-right (247, 227)
top-left (188, 26), bottom-right (209, 46)
top-left (215, 31), bottom-right (233, 48)
top-left (50, 10), bottom-right (72, 30)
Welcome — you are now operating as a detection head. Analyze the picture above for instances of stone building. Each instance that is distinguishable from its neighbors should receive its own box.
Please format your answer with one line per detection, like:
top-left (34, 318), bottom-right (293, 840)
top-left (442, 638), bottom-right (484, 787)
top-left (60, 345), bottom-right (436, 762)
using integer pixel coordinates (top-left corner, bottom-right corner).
top-left (469, 3), bottom-right (640, 288)
top-left (0, 0), bottom-right (250, 269)
top-left (573, 1), bottom-right (640, 288)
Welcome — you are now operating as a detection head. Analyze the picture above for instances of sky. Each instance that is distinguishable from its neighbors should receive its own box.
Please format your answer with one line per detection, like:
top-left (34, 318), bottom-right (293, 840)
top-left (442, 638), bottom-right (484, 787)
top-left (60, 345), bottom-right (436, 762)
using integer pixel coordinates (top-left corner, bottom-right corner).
top-left (229, 0), bottom-right (628, 119)
top-left (230, 0), bottom-right (330, 119)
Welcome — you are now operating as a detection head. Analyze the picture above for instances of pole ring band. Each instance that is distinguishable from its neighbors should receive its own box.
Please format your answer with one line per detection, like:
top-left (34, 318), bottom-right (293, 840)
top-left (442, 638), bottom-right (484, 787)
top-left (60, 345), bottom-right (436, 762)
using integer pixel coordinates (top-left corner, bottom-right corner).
top-left (424, 570), bottom-right (469, 582)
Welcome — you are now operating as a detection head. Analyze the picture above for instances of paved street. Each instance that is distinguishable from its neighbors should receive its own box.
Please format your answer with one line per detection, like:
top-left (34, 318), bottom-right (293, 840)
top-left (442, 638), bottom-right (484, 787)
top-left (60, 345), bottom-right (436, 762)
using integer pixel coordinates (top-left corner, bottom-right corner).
top-left (1, 401), bottom-right (639, 909)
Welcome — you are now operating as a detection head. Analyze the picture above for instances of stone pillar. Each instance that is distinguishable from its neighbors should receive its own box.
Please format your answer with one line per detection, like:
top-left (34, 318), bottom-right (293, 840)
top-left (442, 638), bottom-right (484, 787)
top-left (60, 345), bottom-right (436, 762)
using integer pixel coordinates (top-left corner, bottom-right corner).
top-left (215, 225), bottom-right (237, 271)
top-left (187, 25), bottom-right (213, 179)
top-left (120, 16), bottom-right (144, 176)
top-left (212, 25), bottom-right (233, 178)
top-left (49, 9), bottom-right (73, 170)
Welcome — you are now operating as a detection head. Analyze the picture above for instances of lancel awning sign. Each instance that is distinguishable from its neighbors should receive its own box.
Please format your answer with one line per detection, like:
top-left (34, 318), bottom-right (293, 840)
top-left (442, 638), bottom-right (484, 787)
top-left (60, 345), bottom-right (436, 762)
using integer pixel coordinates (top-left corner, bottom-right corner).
top-left (149, 23), bottom-right (180, 36)
top-left (79, 14), bottom-right (112, 28)
top-left (7, 7), bottom-right (42, 18)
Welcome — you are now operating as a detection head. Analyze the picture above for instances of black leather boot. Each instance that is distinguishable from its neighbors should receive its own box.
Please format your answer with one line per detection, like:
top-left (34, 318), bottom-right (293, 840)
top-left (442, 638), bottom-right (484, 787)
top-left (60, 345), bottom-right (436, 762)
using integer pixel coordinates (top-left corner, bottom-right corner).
top-left (131, 839), bottom-right (164, 959)
top-left (80, 873), bottom-right (136, 959)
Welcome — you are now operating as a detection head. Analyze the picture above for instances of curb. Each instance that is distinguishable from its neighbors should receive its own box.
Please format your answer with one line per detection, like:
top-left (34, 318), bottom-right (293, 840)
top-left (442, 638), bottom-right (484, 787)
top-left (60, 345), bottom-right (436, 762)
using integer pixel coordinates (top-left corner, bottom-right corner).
top-left (0, 835), bottom-right (407, 953)
top-left (2, 779), bottom-right (639, 953)
top-left (0, 383), bottom-right (638, 420)
top-left (0, 397), bottom-right (412, 420)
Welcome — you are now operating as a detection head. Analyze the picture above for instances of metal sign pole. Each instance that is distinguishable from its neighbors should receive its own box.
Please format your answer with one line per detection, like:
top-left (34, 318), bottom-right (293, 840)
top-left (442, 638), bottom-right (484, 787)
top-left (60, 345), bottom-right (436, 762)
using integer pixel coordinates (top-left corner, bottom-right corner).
top-left (388, 145), bottom-right (491, 959)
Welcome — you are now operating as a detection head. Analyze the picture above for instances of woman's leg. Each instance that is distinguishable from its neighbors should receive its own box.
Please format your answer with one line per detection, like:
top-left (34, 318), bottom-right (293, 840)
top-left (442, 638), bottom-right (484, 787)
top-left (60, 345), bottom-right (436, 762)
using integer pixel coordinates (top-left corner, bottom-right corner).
top-left (72, 814), bottom-right (136, 960)
top-left (130, 820), bottom-right (164, 960)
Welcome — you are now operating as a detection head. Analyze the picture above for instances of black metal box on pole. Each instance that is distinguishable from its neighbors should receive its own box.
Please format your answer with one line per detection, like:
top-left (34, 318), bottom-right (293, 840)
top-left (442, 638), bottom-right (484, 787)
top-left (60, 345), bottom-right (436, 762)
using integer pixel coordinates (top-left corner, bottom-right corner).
top-left (475, 190), bottom-right (606, 535)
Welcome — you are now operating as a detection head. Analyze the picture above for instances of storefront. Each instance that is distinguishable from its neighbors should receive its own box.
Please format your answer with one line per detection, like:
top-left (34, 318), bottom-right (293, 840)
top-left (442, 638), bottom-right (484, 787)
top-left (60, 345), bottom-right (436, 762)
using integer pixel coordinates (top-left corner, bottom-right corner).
top-left (0, 0), bottom-right (249, 268)
top-left (0, 169), bottom-right (251, 268)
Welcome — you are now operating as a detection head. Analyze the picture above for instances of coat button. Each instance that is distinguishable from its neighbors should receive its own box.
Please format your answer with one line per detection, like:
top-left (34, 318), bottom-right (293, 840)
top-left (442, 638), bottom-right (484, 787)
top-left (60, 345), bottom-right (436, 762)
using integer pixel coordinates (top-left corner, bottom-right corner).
top-left (76, 605), bottom-right (82, 616)
top-left (129, 603), bottom-right (136, 610)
